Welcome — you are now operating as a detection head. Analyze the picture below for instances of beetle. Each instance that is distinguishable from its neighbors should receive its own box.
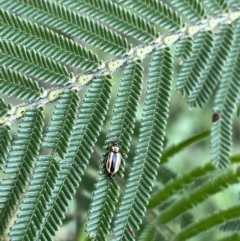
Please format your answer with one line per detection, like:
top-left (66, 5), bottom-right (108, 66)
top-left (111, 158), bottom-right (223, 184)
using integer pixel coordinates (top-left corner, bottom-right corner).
top-left (106, 142), bottom-right (122, 180)
top-left (105, 124), bottom-right (130, 180)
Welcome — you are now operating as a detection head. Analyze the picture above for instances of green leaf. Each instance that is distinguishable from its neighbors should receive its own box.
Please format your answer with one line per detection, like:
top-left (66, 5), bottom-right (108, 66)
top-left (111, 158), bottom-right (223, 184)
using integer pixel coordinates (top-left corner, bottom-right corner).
top-left (0, 98), bottom-right (10, 118)
top-left (176, 31), bottom-right (215, 96)
top-left (0, 40), bottom-right (70, 85)
top-left (180, 212), bottom-right (194, 228)
top-left (219, 218), bottom-right (240, 232)
top-left (202, 0), bottom-right (228, 14)
top-left (159, 167), bottom-right (240, 223)
top-left (175, 37), bottom-right (193, 60)
top-left (177, 204), bottom-right (240, 240)
top-left (57, 0), bottom-right (156, 42)
top-left (0, 2), bottom-right (239, 241)
top-left (170, 0), bottom-right (206, 21)
top-left (86, 60), bottom-right (144, 240)
top-left (9, 156), bottom-right (59, 241)
top-left (138, 225), bottom-right (157, 241)
top-left (148, 162), bottom-right (215, 209)
top-left (228, 0), bottom-right (240, 9)
top-left (0, 125), bottom-right (11, 169)
top-left (36, 76), bottom-right (112, 240)
top-left (216, 233), bottom-right (240, 241)
top-left (0, 8), bottom-right (101, 70)
top-left (188, 25), bottom-right (234, 107)
top-left (211, 22), bottom-right (240, 168)
top-left (112, 48), bottom-right (173, 241)
top-left (0, 66), bottom-right (43, 100)
top-left (2, 0), bottom-right (131, 54)
top-left (0, 108), bottom-right (44, 237)
top-left (42, 90), bottom-right (80, 158)
top-left (161, 130), bottom-right (210, 164)
top-left (113, 0), bottom-right (183, 30)
top-left (157, 166), bottom-right (177, 184)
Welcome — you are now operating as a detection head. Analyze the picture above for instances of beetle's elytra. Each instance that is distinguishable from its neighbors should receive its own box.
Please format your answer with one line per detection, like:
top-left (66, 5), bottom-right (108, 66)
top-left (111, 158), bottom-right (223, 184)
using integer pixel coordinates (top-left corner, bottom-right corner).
top-left (106, 142), bottom-right (121, 180)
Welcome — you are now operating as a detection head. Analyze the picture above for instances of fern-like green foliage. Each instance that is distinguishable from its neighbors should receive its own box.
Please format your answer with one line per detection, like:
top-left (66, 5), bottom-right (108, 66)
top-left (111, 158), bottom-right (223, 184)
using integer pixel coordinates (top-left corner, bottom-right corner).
top-left (177, 204), bottom-right (240, 240)
top-left (0, 125), bottom-right (11, 169)
top-left (148, 161), bottom-right (216, 209)
top-left (0, 66), bottom-right (43, 100)
top-left (9, 156), bottom-right (59, 240)
top-left (42, 90), bottom-right (80, 158)
top-left (159, 167), bottom-right (240, 223)
top-left (0, 7), bottom-right (101, 70)
top-left (187, 25), bottom-right (234, 108)
top-left (211, 22), bottom-right (240, 168)
top-left (86, 60), bottom-right (143, 240)
top-left (0, 1), bottom-right (240, 241)
top-left (111, 48), bottom-right (172, 241)
top-left (138, 226), bottom-right (156, 241)
top-left (219, 218), bottom-right (240, 231)
top-left (171, 0), bottom-right (206, 21)
top-left (37, 76), bottom-right (112, 241)
top-left (0, 97), bottom-right (9, 118)
top-left (0, 108), bottom-right (44, 237)
top-left (176, 31), bottom-right (215, 95)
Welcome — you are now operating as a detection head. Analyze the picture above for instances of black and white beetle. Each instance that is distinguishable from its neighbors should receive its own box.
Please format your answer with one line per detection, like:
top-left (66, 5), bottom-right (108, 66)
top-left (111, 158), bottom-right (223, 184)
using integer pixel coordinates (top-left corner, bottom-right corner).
top-left (106, 142), bottom-right (122, 180)
top-left (105, 125), bottom-right (129, 180)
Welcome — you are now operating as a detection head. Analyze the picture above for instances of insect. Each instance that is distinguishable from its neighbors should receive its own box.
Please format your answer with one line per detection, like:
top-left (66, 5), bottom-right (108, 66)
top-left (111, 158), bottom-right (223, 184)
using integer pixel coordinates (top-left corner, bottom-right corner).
top-left (105, 125), bottom-right (129, 180)
top-left (106, 142), bottom-right (122, 180)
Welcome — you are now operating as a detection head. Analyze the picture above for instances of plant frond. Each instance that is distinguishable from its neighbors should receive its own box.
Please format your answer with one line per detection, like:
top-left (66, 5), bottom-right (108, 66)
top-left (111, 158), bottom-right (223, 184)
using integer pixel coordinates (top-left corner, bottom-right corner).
top-left (113, 0), bottom-right (183, 30)
top-left (0, 2), bottom-right (240, 240)
top-left (169, 0), bottom-right (207, 21)
top-left (86, 60), bottom-right (143, 240)
top-left (159, 167), bottom-right (240, 223)
top-left (9, 156), bottom-right (59, 241)
top-left (188, 25), bottom-right (235, 108)
top-left (111, 48), bottom-right (173, 241)
top-left (211, 22), bottom-right (240, 168)
top-left (161, 130), bottom-right (210, 164)
top-left (219, 218), bottom-right (240, 232)
top-left (36, 76), bottom-right (112, 240)
top-left (231, 154), bottom-right (240, 164)
top-left (157, 166), bottom-right (177, 184)
top-left (107, 60), bottom-right (143, 176)
top-left (0, 126), bottom-right (11, 169)
top-left (177, 204), bottom-right (240, 240)
top-left (57, 0), bottom-right (156, 42)
top-left (202, 0), bottom-right (229, 14)
top-left (180, 212), bottom-right (194, 228)
top-left (0, 108), bottom-right (44, 237)
top-left (175, 37), bottom-right (193, 61)
top-left (176, 31), bottom-right (214, 96)
top-left (0, 40), bottom-right (70, 85)
top-left (0, 66), bottom-right (43, 100)
top-left (138, 225), bottom-right (156, 241)
top-left (2, 0), bottom-right (130, 55)
top-left (86, 178), bottom-right (119, 240)
top-left (0, 98), bottom-right (9, 118)
top-left (42, 90), bottom-right (80, 159)
top-left (0, 8), bottom-right (100, 70)
top-left (228, 0), bottom-right (240, 9)
top-left (217, 233), bottom-right (240, 241)
top-left (148, 162), bottom-right (215, 209)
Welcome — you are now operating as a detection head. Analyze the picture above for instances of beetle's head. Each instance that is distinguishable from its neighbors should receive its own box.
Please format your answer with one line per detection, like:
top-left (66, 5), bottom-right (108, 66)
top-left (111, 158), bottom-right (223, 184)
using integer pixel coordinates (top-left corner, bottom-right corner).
top-left (111, 142), bottom-right (120, 152)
